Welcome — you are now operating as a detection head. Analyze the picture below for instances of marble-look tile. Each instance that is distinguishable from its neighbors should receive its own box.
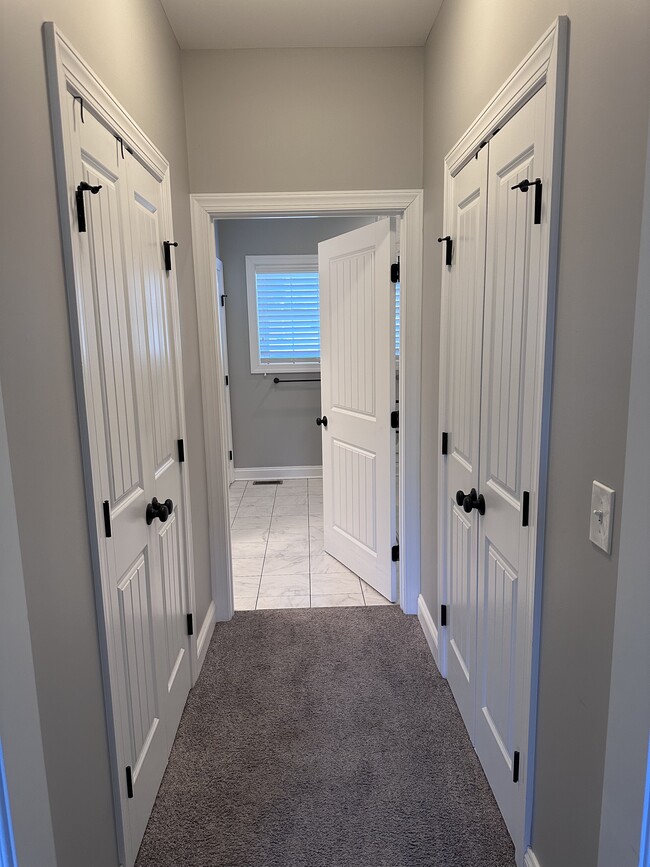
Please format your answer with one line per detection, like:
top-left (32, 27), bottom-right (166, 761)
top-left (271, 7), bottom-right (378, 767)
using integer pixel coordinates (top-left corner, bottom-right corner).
top-left (266, 538), bottom-right (309, 556)
top-left (229, 482), bottom-right (247, 492)
top-left (234, 596), bottom-right (257, 611)
top-left (311, 593), bottom-right (365, 608)
top-left (233, 575), bottom-right (261, 596)
top-left (241, 488), bottom-right (276, 500)
top-left (258, 573), bottom-right (310, 596)
top-left (236, 502), bottom-right (274, 518)
top-left (270, 516), bottom-right (309, 534)
top-left (262, 553), bottom-right (311, 576)
top-left (232, 515), bottom-right (272, 528)
top-left (272, 500), bottom-right (309, 517)
top-left (274, 487), bottom-right (307, 499)
top-left (230, 540), bottom-right (267, 559)
top-left (277, 479), bottom-right (308, 489)
top-left (256, 595), bottom-right (310, 610)
top-left (361, 583), bottom-right (392, 605)
top-left (311, 573), bottom-right (363, 595)
top-left (309, 552), bottom-right (355, 575)
top-left (232, 557), bottom-right (264, 578)
top-left (231, 526), bottom-right (270, 546)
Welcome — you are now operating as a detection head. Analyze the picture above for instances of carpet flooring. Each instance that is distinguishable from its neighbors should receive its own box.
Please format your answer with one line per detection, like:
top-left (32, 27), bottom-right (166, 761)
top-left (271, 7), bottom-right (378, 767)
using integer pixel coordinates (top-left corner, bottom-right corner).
top-left (135, 607), bottom-right (516, 867)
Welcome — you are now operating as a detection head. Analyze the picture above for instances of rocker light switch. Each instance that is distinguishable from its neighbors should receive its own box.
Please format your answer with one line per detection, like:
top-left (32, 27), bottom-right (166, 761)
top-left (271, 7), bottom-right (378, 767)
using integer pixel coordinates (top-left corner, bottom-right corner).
top-left (589, 481), bottom-right (615, 554)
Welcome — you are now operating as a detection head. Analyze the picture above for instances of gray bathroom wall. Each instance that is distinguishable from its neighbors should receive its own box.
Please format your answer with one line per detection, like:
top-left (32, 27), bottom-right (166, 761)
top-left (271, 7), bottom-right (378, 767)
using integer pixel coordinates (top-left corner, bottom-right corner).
top-left (218, 216), bottom-right (374, 471)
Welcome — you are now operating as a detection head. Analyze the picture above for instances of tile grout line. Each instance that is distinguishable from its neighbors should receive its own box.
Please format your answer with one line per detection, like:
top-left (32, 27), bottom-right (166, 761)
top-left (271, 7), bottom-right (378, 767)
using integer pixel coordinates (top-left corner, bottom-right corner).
top-left (255, 481), bottom-right (278, 610)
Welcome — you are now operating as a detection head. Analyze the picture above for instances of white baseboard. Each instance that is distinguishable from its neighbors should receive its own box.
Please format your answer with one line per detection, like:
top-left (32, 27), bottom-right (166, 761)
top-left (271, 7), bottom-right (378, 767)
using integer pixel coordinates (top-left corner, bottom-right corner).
top-left (524, 848), bottom-right (541, 867)
top-left (234, 465), bottom-right (322, 481)
top-left (195, 600), bottom-right (216, 677)
top-left (417, 594), bottom-right (440, 669)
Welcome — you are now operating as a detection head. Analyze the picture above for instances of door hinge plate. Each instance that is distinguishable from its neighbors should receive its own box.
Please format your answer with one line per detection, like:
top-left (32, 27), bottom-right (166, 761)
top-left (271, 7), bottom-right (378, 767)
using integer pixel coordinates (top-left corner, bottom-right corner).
top-left (103, 500), bottom-right (112, 538)
top-left (440, 604), bottom-right (447, 627)
top-left (391, 261), bottom-right (400, 283)
top-left (391, 544), bottom-right (399, 562)
top-left (225, 374), bottom-right (229, 386)
top-left (513, 750), bottom-right (520, 783)
top-left (229, 450), bottom-right (233, 461)
top-left (125, 766), bottom-right (134, 799)
top-left (187, 613), bottom-right (194, 636)
top-left (177, 438), bottom-right (185, 463)
top-left (391, 410), bottom-right (399, 429)
top-left (163, 240), bottom-right (178, 272)
top-left (522, 491), bottom-right (530, 527)
top-left (441, 431), bottom-right (448, 455)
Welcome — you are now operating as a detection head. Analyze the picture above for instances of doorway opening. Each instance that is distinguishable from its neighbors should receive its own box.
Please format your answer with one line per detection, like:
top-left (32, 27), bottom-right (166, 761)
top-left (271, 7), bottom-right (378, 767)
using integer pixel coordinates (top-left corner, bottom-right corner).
top-left (214, 215), bottom-right (401, 611)
top-left (190, 190), bottom-right (423, 629)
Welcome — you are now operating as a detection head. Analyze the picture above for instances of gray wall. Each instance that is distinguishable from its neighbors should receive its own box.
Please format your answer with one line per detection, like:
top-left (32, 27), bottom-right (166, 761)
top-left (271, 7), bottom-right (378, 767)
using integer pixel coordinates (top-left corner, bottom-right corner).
top-left (181, 47), bottom-right (424, 192)
top-left (597, 114), bottom-right (650, 867)
top-left (421, 3), bottom-right (650, 866)
top-left (219, 217), bottom-right (373, 469)
top-left (0, 1), bottom-right (211, 864)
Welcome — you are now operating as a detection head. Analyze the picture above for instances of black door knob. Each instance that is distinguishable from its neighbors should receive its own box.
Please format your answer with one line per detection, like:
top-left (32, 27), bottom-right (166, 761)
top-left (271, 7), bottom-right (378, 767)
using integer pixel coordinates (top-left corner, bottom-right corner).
top-left (458, 487), bottom-right (486, 516)
top-left (146, 496), bottom-right (173, 525)
top-left (316, 416), bottom-right (328, 428)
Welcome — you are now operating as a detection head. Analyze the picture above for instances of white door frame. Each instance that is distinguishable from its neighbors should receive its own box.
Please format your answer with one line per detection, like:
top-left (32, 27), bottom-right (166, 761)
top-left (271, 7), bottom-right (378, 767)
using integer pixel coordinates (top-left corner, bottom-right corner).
top-left (190, 191), bottom-right (423, 619)
top-left (44, 23), bottom-right (198, 866)
top-left (216, 258), bottom-right (236, 484)
top-left (435, 18), bottom-right (567, 865)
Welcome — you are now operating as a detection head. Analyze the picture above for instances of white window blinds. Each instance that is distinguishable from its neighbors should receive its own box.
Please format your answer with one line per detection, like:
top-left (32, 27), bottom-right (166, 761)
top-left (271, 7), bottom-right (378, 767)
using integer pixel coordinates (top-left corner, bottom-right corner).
top-left (246, 255), bottom-right (320, 373)
top-left (256, 269), bottom-right (320, 364)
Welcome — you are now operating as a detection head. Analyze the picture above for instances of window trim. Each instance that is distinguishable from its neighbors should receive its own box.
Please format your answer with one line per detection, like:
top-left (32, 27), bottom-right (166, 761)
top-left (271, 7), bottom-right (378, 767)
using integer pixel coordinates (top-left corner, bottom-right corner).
top-left (245, 254), bottom-right (321, 374)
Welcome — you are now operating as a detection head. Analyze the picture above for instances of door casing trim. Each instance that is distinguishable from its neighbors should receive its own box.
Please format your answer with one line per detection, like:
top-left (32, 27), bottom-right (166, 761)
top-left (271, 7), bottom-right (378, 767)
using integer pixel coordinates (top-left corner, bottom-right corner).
top-left (436, 17), bottom-right (568, 865)
top-left (190, 190), bottom-right (423, 620)
top-left (43, 22), bottom-right (198, 867)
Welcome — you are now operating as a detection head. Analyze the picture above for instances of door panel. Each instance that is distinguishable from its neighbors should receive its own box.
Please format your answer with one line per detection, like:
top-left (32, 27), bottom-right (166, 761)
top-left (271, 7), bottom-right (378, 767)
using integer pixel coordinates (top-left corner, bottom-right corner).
top-left (76, 107), bottom-right (169, 856)
top-left (126, 155), bottom-right (191, 747)
top-left (319, 220), bottom-right (396, 600)
top-left (441, 147), bottom-right (488, 733)
top-left (475, 86), bottom-right (547, 844)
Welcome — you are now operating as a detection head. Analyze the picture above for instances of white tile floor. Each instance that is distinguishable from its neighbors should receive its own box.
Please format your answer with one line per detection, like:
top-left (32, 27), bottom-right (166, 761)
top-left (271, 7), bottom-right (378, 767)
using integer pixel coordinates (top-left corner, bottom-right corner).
top-left (229, 479), bottom-right (392, 610)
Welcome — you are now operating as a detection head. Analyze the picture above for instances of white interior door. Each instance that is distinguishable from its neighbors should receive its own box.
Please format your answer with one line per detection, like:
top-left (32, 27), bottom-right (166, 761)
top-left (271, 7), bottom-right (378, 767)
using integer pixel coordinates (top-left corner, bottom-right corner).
top-left (318, 219), bottom-right (397, 601)
top-left (474, 86), bottom-right (547, 845)
top-left (439, 147), bottom-right (488, 734)
top-left (216, 259), bottom-right (235, 483)
top-left (69, 99), bottom-right (192, 863)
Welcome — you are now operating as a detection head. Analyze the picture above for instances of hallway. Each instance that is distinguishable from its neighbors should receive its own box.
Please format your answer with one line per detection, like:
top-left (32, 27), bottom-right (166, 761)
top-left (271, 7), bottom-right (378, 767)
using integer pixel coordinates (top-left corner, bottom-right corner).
top-left (135, 608), bottom-right (515, 866)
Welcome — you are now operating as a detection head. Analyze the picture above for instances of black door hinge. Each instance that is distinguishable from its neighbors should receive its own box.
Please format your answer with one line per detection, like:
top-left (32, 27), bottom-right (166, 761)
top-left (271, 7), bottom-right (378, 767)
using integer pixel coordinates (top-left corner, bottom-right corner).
top-left (441, 432), bottom-right (448, 455)
top-left (229, 450), bottom-right (233, 461)
top-left (437, 235), bottom-right (453, 267)
top-left (177, 438), bottom-right (185, 463)
top-left (513, 750), bottom-right (520, 783)
top-left (511, 178), bottom-right (542, 224)
top-left (440, 604), bottom-right (447, 627)
top-left (391, 410), bottom-right (399, 429)
top-left (225, 375), bottom-right (229, 386)
top-left (186, 613), bottom-right (194, 636)
top-left (391, 544), bottom-right (399, 562)
top-left (103, 500), bottom-right (112, 538)
top-left (125, 766), bottom-right (134, 799)
top-left (221, 294), bottom-right (227, 307)
top-left (163, 241), bottom-right (178, 272)
top-left (76, 181), bottom-right (102, 232)
top-left (522, 491), bottom-right (530, 527)
top-left (391, 260), bottom-right (400, 283)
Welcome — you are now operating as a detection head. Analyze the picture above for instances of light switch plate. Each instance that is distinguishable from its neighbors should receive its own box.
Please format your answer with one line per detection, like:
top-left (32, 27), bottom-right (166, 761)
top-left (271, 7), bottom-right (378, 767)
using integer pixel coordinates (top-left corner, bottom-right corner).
top-left (589, 481), bottom-right (615, 553)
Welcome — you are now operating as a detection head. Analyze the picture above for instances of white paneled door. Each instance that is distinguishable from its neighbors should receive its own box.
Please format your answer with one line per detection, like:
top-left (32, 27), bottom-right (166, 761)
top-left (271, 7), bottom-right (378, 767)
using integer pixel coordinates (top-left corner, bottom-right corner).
top-left (69, 99), bottom-right (192, 862)
top-left (440, 85), bottom-right (549, 851)
top-left (475, 86), bottom-right (547, 842)
top-left (318, 220), bottom-right (397, 601)
top-left (440, 146), bottom-right (488, 734)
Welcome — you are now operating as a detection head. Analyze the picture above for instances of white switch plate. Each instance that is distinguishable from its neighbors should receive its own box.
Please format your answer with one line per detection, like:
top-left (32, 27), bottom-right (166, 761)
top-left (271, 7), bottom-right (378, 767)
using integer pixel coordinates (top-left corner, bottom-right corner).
top-left (589, 481), bottom-right (615, 553)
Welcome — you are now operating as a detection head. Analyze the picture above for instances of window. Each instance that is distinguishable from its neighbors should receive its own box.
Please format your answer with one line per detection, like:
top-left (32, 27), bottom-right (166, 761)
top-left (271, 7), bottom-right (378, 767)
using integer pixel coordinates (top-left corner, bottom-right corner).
top-left (246, 255), bottom-right (320, 373)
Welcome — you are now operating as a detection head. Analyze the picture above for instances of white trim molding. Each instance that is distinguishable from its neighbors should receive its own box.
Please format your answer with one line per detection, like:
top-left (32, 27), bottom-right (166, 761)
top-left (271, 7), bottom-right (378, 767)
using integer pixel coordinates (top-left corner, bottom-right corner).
top-left (196, 601), bottom-right (217, 673)
top-left (417, 594), bottom-right (440, 672)
top-left (190, 190), bottom-right (423, 618)
top-left (234, 465), bottom-right (323, 481)
top-left (524, 848), bottom-right (542, 867)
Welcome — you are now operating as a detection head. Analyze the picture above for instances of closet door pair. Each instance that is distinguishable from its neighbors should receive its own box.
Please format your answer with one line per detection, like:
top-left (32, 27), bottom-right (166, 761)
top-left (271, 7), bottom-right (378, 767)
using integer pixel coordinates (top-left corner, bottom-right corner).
top-left (69, 101), bottom-right (192, 860)
top-left (440, 87), bottom-right (548, 842)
